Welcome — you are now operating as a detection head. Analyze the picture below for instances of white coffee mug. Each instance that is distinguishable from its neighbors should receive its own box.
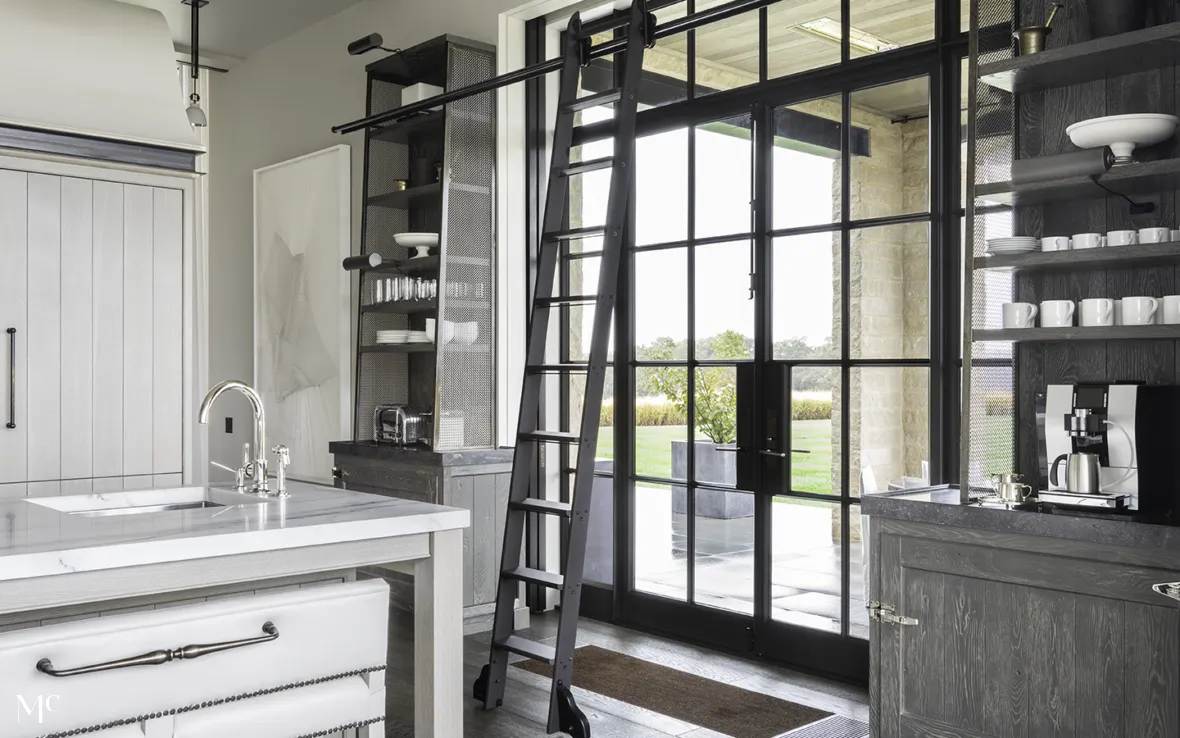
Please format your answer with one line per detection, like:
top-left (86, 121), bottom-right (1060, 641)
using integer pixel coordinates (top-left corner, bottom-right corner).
top-left (424, 318), bottom-right (437, 342)
top-left (1002, 302), bottom-right (1038, 329)
top-left (1140, 227), bottom-right (1171, 244)
top-left (1041, 236), bottom-right (1070, 252)
top-left (1072, 233), bottom-right (1104, 250)
top-left (1122, 296), bottom-right (1159, 326)
top-left (1163, 295), bottom-right (1180, 325)
top-left (1079, 298), bottom-right (1114, 327)
top-left (1107, 230), bottom-right (1138, 247)
top-left (1040, 300), bottom-right (1076, 328)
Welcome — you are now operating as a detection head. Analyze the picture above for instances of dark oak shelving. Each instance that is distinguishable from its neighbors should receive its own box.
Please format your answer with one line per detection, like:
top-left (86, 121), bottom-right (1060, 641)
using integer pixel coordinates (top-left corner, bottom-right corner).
top-left (371, 111), bottom-right (445, 143)
top-left (368, 182), bottom-right (442, 209)
top-left (976, 159), bottom-right (1180, 206)
top-left (368, 255), bottom-right (440, 275)
top-left (360, 299), bottom-right (437, 314)
top-left (979, 22), bottom-right (1180, 94)
top-left (360, 343), bottom-right (437, 354)
top-left (974, 241), bottom-right (1180, 273)
top-left (974, 325), bottom-right (1180, 343)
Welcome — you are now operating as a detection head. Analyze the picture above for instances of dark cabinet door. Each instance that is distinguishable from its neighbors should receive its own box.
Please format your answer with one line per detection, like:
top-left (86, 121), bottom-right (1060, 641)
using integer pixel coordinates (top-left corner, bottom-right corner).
top-left (874, 527), bottom-right (1180, 738)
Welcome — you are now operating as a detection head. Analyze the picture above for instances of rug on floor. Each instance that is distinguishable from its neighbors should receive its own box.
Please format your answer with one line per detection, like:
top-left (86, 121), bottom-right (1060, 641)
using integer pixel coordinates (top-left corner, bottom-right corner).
top-left (515, 645), bottom-right (832, 737)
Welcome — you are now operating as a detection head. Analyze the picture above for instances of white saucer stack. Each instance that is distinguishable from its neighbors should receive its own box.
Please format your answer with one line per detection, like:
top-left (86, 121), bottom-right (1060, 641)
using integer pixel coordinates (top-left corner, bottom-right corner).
top-left (376, 330), bottom-right (432, 345)
top-left (985, 237), bottom-right (1038, 255)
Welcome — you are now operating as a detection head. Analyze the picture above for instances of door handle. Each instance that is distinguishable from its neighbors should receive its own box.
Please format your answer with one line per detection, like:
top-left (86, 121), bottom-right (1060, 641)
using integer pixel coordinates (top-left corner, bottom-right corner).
top-left (6, 328), bottom-right (14, 430)
top-left (36, 621), bottom-right (279, 677)
top-left (759, 449), bottom-right (787, 458)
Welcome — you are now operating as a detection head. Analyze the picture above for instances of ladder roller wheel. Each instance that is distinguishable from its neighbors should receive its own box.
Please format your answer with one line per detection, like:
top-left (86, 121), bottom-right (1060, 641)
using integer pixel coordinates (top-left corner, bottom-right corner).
top-left (557, 683), bottom-right (591, 738)
top-left (473, 663), bottom-right (491, 704)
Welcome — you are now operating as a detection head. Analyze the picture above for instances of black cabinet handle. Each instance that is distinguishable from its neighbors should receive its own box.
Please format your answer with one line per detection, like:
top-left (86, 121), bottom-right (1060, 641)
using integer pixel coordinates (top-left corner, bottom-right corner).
top-left (6, 328), bottom-right (14, 430)
top-left (36, 621), bottom-right (279, 678)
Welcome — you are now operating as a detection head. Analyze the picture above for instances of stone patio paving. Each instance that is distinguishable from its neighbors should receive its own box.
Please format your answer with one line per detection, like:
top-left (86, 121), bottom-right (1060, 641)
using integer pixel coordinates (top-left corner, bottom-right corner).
top-left (634, 485), bottom-right (869, 639)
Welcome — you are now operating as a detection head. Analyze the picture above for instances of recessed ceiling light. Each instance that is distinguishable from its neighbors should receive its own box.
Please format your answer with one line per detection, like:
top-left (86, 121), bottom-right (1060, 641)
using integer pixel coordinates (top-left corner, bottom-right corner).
top-left (794, 17), bottom-right (900, 55)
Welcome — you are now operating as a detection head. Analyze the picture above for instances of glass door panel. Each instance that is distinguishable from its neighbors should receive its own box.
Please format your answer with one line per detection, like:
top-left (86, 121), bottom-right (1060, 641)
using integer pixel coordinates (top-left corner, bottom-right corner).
top-left (789, 367), bottom-right (840, 496)
top-left (695, 488), bottom-right (755, 614)
top-left (771, 498), bottom-right (843, 632)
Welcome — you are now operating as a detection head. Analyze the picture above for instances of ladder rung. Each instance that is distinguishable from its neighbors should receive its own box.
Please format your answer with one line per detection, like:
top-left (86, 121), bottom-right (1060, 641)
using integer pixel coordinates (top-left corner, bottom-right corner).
top-left (519, 430), bottom-right (581, 444)
top-left (562, 157), bottom-right (614, 177)
top-left (535, 295), bottom-right (599, 308)
top-left (511, 498), bottom-right (573, 517)
top-left (496, 635), bottom-right (556, 664)
top-left (526, 363), bottom-right (591, 374)
top-left (564, 89), bottom-right (622, 112)
top-left (545, 226), bottom-right (606, 241)
top-left (503, 566), bottom-right (564, 589)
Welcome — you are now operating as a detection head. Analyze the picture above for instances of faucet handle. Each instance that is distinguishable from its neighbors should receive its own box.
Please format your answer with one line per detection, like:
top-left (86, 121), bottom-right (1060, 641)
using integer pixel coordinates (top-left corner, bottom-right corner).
top-left (241, 442), bottom-right (252, 467)
top-left (211, 460), bottom-right (248, 491)
top-left (272, 444), bottom-right (290, 465)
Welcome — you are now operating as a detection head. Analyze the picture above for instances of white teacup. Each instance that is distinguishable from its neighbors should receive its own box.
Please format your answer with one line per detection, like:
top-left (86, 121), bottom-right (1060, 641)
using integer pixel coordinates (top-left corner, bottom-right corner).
top-left (1040, 300), bottom-right (1075, 328)
top-left (1171, 230), bottom-right (1180, 243)
top-left (1107, 230), bottom-right (1138, 247)
top-left (1079, 298), bottom-right (1114, 327)
top-left (1072, 233), bottom-right (1104, 250)
top-left (438, 320), bottom-right (456, 345)
top-left (1140, 227), bottom-right (1171, 244)
top-left (1122, 296), bottom-right (1159, 326)
top-left (1163, 295), bottom-right (1180, 325)
top-left (1040, 236), bottom-right (1070, 252)
top-left (457, 321), bottom-right (479, 346)
top-left (1002, 302), bottom-right (1038, 329)
top-left (424, 318), bottom-right (437, 342)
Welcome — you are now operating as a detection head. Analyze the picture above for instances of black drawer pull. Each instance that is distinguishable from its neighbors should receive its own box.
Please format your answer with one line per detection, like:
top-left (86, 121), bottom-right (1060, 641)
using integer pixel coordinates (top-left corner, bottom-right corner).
top-left (37, 621), bottom-right (278, 677)
top-left (6, 328), bottom-right (14, 430)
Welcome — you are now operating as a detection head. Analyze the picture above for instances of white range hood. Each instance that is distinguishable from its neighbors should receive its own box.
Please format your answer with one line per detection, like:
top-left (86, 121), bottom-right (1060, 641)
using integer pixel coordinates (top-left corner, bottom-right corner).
top-left (0, 0), bottom-right (203, 152)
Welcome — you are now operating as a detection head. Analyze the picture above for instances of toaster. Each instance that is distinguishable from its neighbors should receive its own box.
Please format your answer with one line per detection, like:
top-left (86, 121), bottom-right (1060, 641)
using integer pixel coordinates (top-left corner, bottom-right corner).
top-left (373, 404), bottom-right (433, 446)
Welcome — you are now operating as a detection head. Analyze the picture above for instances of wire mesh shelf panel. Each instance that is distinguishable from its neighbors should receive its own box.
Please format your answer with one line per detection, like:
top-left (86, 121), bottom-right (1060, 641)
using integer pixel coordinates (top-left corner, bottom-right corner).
top-left (964, 0), bottom-right (1018, 491)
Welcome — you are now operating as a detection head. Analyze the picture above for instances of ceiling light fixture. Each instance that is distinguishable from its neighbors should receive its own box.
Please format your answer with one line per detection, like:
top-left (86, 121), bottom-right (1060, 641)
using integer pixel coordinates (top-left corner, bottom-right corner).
top-left (182, 0), bottom-right (208, 127)
top-left (794, 17), bottom-right (900, 55)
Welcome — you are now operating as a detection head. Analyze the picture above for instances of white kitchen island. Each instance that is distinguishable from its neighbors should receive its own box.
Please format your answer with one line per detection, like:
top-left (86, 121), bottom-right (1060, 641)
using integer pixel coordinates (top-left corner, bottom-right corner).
top-left (0, 481), bottom-right (468, 737)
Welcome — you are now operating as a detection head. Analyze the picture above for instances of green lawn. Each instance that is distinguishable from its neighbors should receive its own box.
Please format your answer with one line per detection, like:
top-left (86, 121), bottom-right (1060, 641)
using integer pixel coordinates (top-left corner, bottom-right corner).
top-left (595, 420), bottom-right (836, 493)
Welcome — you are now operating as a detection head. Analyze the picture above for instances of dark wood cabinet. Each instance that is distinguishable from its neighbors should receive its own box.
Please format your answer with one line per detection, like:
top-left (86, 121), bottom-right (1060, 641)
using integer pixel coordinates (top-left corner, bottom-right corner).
top-left (871, 518), bottom-right (1180, 737)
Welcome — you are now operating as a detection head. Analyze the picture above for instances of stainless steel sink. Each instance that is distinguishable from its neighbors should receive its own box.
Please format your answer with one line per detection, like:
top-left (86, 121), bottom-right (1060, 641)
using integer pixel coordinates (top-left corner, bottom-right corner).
top-left (70, 500), bottom-right (227, 517)
top-left (26, 487), bottom-right (266, 517)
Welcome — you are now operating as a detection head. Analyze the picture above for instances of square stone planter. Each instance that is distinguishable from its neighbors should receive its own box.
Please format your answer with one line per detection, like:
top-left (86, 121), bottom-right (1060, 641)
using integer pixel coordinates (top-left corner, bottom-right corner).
top-left (670, 440), bottom-right (753, 519)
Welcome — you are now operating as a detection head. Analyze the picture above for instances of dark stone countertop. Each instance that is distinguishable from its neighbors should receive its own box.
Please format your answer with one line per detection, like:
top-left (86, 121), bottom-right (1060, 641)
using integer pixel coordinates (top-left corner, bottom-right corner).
top-left (329, 440), bottom-right (514, 467)
top-left (862, 485), bottom-right (1180, 553)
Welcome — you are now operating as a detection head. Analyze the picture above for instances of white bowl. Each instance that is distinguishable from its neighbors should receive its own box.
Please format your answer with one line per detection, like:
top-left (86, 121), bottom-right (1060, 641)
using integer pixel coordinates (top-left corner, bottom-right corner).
top-left (393, 232), bottom-right (440, 249)
top-left (1067, 114), bottom-right (1179, 163)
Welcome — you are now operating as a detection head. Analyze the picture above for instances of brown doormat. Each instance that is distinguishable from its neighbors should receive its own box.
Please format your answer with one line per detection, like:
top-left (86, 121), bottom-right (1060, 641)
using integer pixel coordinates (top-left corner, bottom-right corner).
top-left (515, 645), bottom-right (832, 737)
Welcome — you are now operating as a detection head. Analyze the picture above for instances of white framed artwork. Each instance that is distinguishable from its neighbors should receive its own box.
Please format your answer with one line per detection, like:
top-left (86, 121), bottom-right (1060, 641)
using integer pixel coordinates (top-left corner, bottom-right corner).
top-left (253, 144), bottom-right (351, 483)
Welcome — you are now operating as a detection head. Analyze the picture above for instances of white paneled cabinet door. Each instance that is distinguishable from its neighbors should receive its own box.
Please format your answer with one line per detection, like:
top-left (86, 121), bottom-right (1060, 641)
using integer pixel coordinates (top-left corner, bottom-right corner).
top-left (0, 170), bottom-right (27, 484)
top-left (0, 171), bottom-right (185, 491)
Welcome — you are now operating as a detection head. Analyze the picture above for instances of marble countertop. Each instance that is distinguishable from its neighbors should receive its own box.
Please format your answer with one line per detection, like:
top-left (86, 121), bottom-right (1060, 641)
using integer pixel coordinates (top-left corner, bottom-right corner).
top-left (0, 481), bottom-right (468, 583)
top-left (862, 485), bottom-right (1180, 553)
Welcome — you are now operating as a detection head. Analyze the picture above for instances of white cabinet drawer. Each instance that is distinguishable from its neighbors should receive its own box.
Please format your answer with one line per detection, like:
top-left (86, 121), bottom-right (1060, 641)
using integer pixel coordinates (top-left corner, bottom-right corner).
top-left (173, 676), bottom-right (377, 738)
top-left (0, 579), bottom-right (388, 738)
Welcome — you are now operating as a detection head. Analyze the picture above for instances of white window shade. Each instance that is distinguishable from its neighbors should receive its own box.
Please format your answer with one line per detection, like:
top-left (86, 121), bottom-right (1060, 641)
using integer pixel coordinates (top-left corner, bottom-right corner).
top-left (0, 0), bottom-right (203, 152)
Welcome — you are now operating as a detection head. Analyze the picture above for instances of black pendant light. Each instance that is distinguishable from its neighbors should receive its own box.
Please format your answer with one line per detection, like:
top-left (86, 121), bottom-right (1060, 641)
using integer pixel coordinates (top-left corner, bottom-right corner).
top-left (182, 0), bottom-right (208, 127)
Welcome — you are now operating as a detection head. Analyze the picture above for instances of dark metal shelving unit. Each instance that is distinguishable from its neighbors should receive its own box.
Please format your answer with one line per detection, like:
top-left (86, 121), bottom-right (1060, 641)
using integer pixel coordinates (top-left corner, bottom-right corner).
top-left (976, 159), bottom-right (1180, 206)
top-left (350, 34), bottom-right (497, 448)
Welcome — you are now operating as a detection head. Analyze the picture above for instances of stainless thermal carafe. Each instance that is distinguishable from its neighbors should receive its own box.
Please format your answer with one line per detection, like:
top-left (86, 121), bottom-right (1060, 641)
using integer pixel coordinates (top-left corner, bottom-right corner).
top-left (1050, 452), bottom-right (1102, 495)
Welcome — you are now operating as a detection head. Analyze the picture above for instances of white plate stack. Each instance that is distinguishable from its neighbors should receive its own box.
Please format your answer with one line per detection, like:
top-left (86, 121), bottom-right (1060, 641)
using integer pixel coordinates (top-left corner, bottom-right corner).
top-left (985, 237), bottom-right (1038, 255)
top-left (376, 330), bottom-right (432, 345)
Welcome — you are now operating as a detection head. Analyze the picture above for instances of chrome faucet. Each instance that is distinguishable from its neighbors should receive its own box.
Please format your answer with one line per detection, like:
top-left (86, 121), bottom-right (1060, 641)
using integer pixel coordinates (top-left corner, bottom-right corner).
top-left (199, 380), bottom-right (270, 495)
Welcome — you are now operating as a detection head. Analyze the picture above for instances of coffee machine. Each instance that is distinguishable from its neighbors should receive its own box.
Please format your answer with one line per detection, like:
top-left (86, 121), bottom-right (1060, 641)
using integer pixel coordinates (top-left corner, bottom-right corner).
top-left (1039, 383), bottom-right (1180, 514)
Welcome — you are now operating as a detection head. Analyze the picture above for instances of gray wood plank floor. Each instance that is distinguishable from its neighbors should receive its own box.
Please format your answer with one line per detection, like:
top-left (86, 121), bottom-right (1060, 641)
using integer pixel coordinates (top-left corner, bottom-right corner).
top-left (383, 611), bottom-right (869, 737)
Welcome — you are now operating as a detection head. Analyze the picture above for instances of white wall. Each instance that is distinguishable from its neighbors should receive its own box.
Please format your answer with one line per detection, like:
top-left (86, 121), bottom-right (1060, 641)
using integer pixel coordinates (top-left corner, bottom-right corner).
top-left (207, 0), bottom-right (521, 469)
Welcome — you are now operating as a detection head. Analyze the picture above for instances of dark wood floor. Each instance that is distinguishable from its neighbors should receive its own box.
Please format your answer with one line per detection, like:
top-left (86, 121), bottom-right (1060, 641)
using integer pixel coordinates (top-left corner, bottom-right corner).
top-left (383, 610), bottom-right (869, 737)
